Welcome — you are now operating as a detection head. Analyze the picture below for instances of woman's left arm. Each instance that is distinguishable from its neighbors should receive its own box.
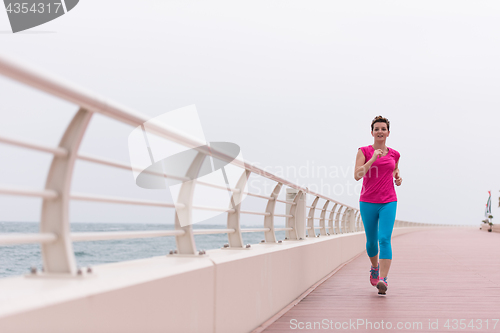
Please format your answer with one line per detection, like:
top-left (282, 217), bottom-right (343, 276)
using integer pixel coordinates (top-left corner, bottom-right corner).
top-left (393, 161), bottom-right (402, 186)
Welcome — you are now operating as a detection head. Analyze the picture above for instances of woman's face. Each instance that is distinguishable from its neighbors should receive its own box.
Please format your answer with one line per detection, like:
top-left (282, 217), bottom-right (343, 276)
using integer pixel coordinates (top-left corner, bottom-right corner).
top-left (371, 122), bottom-right (390, 141)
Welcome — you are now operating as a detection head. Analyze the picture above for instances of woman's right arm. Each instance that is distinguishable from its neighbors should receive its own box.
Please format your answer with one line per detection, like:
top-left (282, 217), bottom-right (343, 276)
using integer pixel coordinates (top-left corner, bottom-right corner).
top-left (354, 149), bottom-right (382, 181)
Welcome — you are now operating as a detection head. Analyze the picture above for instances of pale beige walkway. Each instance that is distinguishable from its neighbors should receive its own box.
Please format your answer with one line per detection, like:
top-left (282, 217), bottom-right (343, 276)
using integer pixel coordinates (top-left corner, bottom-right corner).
top-left (263, 228), bottom-right (500, 333)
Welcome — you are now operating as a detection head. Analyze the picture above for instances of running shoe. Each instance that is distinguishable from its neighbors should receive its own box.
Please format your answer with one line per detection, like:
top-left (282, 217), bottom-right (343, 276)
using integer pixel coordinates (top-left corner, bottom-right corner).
top-left (376, 277), bottom-right (388, 295)
top-left (369, 263), bottom-right (379, 286)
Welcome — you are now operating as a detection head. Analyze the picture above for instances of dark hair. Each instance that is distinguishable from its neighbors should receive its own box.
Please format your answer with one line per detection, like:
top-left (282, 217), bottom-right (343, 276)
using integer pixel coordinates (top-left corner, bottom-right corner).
top-left (371, 115), bottom-right (390, 131)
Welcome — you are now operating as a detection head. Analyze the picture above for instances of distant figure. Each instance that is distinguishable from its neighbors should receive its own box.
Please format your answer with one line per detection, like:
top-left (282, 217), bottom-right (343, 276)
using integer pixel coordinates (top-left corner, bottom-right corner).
top-left (354, 116), bottom-right (402, 296)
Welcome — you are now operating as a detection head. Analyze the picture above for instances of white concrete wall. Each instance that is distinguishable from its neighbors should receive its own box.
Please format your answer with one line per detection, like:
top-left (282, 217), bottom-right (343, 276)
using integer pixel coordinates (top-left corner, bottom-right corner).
top-left (0, 227), bottom-right (430, 333)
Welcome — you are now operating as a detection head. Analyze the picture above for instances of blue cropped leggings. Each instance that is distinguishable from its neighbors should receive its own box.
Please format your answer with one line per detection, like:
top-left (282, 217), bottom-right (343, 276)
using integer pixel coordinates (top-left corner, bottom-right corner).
top-left (359, 201), bottom-right (397, 260)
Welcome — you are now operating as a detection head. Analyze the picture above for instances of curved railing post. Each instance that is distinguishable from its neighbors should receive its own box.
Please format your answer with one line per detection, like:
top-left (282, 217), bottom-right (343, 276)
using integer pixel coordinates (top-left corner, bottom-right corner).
top-left (335, 206), bottom-right (344, 234)
top-left (343, 209), bottom-right (348, 232)
top-left (296, 190), bottom-right (307, 240)
top-left (263, 182), bottom-right (282, 243)
top-left (174, 152), bottom-right (208, 254)
top-left (287, 189), bottom-right (305, 240)
top-left (353, 210), bottom-right (359, 231)
top-left (285, 188), bottom-right (297, 240)
top-left (327, 203), bottom-right (338, 235)
top-left (226, 169), bottom-right (251, 248)
top-left (357, 212), bottom-right (363, 231)
top-left (41, 108), bottom-right (92, 275)
top-left (352, 210), bottom-right (358, 232)
top-left (307, 196), bottom-right (319, 237)
top-left (345, 208), bottom-right (352, 232)
top-left (341, 207), bottom-right (349, 233)
top-left (349, 209), bottom-right (356, 232)
top-left (319, 200), bottom-right (329, 236)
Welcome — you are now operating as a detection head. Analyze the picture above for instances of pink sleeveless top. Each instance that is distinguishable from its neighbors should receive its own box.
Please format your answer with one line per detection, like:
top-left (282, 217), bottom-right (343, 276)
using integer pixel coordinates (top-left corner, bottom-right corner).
top-left (359, 145), bottom-right (400, 203)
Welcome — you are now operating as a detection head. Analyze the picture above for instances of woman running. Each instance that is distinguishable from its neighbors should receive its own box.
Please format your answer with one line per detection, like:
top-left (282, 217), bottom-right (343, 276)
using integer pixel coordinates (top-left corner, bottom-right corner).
top-left (354, 115), bottom-right (402, 296)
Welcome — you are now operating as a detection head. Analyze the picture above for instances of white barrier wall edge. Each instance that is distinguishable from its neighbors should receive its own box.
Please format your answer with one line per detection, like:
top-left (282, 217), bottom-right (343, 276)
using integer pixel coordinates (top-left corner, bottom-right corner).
top-left (0, 228), bottom-right (433, 333)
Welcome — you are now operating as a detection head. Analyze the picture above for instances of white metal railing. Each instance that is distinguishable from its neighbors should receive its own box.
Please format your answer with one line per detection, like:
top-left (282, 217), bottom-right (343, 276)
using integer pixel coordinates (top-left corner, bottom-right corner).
top-left (0, 54), bottom-right (446, 277)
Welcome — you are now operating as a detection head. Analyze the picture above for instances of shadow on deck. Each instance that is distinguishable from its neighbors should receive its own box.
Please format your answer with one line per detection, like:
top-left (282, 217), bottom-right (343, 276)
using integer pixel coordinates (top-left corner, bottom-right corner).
top-left (261, 228), bottom-right (500, 333)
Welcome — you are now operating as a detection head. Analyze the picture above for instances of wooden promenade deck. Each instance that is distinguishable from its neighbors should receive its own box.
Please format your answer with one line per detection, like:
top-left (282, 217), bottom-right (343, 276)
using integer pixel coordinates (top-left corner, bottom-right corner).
top-left (261, 228), bottom-right (500, 333)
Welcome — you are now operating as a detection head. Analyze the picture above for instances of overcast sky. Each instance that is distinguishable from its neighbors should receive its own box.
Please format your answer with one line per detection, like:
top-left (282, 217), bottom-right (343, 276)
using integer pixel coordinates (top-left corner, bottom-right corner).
top-left (1, 1), bottom-right (499, 226)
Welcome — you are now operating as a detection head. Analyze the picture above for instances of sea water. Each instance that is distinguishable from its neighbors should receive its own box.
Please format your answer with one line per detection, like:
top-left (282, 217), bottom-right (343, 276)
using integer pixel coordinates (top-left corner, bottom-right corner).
top-left (0, 222), bottom-right (287, 278)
